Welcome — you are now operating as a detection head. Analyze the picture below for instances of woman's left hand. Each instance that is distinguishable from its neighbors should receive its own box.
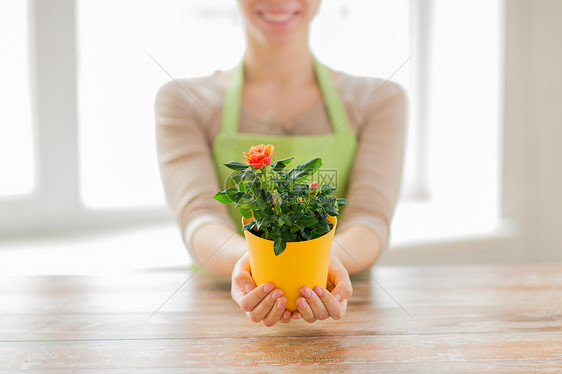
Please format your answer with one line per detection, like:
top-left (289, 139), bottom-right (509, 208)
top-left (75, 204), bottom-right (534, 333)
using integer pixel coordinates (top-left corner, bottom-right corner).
top-left (292, 254), bottom-right (353, 322)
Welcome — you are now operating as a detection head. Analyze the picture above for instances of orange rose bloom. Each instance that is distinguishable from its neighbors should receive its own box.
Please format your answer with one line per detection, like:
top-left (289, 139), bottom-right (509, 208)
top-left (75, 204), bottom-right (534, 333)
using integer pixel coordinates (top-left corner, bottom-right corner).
top-left (243, 144), bottom-right (275, 169)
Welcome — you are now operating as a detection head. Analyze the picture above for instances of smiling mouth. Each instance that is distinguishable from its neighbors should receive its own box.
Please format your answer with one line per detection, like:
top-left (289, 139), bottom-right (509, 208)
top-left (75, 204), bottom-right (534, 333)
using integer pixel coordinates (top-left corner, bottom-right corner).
top-left (257, 10), bottom-right (299, 24)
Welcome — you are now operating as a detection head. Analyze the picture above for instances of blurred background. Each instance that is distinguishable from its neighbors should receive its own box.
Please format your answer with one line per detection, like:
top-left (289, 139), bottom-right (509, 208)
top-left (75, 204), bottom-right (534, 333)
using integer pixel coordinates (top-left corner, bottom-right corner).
top-left (1, 0), bottom-right (561, 275)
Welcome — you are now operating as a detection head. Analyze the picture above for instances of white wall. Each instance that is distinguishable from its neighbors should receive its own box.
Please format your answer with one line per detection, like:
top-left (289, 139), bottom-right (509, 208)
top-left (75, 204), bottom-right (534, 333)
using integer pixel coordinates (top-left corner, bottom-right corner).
top-left (503, 0), bottom-right (562, 263)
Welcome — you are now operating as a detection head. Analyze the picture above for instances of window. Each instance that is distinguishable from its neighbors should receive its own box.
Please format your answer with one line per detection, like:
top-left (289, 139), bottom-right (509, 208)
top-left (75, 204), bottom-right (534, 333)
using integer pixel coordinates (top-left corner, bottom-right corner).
top-left (0, 0), bottom-right (505, 254)
top-left (391, 0), bottom-right (503, 246)
top-left (77, 1), bottom-right (245, 209)
top-left (77, 0), bottom-right (413, 208)
top-left (0, 1), bottom-right (35, 198)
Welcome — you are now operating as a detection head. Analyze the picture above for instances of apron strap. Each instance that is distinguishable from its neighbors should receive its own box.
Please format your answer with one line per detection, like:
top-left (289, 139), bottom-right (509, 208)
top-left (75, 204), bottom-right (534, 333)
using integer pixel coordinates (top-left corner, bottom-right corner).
top-left (313, 58), bottom-right (350, 133)
top-left (221, 62), bottom-right (244, 134)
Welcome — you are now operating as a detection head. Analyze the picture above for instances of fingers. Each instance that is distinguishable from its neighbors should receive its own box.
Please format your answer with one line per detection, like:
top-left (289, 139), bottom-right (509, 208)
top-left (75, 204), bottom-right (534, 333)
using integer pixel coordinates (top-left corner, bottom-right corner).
top-left (280, 310), bottom-right (292, 323)
top-left (304, 286), bottom-right (331, 321)
top-left (262, 296), bottom-right (287, 327)
top-left (296, 285), bottom-right (347, 322)
top-left (330, 277), bottom-right (353, 302)
top-left (238, 282), bottom-right (290, 326)
top-left (231, 253), bottom-right (255, 304)
top-left (247, 287), bottom-right (283, 324)
top-left (232, 273), bottom-right (255, 304)
top-left (296, 296), bottom-right (315, 323)
top-left (239, 282), bottom-right (275, 313)
top-left (328, 258), bottom-right (353, 301)
top-left (313, 286), bottom-right (345, 320)
top-left (300, 286), bottom-right (331, 322)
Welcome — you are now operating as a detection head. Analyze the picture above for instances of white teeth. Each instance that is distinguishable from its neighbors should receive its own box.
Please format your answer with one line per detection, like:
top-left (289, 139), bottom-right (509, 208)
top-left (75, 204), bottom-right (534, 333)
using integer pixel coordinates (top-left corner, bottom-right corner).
top-left (261, 12), bottom-right (293, 23)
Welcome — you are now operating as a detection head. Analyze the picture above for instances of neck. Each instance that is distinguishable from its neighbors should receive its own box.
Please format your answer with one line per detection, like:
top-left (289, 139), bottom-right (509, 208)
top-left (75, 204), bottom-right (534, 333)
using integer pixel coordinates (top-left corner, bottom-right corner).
top-left (243, 38), bottom-right (315, 86)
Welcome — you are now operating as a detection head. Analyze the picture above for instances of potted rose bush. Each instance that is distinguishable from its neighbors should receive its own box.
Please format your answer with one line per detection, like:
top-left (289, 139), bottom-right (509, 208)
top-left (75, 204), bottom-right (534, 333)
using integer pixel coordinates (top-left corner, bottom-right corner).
top-left (214, 144), bottom-right (348, 310)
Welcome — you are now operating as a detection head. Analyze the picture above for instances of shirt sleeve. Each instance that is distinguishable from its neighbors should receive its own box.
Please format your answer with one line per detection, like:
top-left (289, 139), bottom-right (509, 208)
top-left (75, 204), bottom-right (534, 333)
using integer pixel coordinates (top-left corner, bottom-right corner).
top-left (339, 80), bottom-right (406, 251)
top-left (154, 79), bottom-right (235, 257)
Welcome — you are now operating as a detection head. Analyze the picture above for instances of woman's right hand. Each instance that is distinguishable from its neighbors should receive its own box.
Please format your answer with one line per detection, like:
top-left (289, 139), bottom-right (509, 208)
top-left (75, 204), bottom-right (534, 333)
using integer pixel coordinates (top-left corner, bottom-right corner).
top-left (231, 252), bottom-right (292, 326)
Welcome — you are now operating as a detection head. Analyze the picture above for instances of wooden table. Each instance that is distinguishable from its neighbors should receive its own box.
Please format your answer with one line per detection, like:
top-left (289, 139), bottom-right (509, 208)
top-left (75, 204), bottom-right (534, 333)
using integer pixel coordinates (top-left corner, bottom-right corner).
top-left (1, 263), bottom-right (561, 372)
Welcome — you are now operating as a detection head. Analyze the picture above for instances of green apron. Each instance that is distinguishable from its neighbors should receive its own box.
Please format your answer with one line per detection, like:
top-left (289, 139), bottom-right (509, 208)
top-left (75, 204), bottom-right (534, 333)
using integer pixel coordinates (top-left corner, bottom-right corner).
top-left (213, 58), bottom-right (358, 230)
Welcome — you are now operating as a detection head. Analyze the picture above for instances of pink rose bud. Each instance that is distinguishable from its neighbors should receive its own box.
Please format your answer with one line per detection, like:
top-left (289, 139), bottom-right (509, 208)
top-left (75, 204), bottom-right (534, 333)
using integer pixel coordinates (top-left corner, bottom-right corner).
top-left (308, 182), bottom-right (319, 195)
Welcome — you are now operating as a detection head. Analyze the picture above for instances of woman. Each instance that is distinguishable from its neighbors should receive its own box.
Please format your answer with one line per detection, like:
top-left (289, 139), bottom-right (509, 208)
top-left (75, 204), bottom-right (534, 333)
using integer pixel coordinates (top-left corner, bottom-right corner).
top-left (155, 0), bottom-right (405, 326)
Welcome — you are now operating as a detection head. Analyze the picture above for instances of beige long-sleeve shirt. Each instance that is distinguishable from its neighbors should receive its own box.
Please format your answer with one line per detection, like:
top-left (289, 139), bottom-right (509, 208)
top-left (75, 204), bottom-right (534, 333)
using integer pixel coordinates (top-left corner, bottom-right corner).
top-left (155, 69), bottom-right (406, 254)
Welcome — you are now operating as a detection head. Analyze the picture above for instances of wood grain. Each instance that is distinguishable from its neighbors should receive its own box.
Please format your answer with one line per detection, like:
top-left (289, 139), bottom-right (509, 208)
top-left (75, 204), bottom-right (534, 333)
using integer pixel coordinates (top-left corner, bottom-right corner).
top-left (1, 263), bottom-right (561, 371)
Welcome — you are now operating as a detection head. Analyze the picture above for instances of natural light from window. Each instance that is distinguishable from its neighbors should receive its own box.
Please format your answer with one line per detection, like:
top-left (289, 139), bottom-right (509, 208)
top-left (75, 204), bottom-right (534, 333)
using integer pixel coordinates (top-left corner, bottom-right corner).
top-left (391, 0), bottom-right (503, 246)
top-left (0, 1), bottom-right (35, 198)
top-left (0, 0), bottom-right (506, 276)
top-left (77, 1), bottom-right (245, 209)
top-left (76, 0), bottom-right (411, 209)
top-left (76, 0), bottom-right (502, 247)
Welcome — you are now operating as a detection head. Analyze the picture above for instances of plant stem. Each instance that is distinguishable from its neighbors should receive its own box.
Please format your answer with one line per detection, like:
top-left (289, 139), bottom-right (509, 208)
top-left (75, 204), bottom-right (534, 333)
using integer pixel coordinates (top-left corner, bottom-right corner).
top-left (261, 166), bottom-right (269, 188)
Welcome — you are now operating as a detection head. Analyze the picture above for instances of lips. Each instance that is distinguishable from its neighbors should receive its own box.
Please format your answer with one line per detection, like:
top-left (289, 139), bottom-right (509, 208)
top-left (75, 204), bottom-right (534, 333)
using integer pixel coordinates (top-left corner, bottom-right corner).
top-left (257, 10), bottom-right (300, 25)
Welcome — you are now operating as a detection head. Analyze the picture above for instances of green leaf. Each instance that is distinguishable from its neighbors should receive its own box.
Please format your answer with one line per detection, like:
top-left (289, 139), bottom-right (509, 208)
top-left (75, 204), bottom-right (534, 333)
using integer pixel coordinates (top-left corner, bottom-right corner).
top-left (291, 158), bottom-right (322, 181)
top-left (253, 209), bottom-right (264, 220)
top-left (243, 170), bottom-right (257, 183)
top-left (259, 188), bottom-right (273, 205)
top-left (315, 219), bottom-right (331, 234)
top-left (255, 199), bottom-right (268, 211)
top-left (300, 229), bottom-right (312, 241)
top-left (213, 191), bottom-right (235, 204)
top-left (268, 226), bottom-right (281, 239)
top-left (293, 183), bottom-right (309, 195)
top-left (240, 208), bottom-right (253, 219)
top-left (250, 178), bottom-right (261, 196)
top-left (223, 161), bottom-right (249, 171)
top-left (279, 214), bottom-right (292, 226)
top-left (324, 196), bottom-right (336, 205)
top-left (336, 198), bottom-right (350, 206)
top-left (294, 215), bottom-right (318, 229)
top-left (324, 205), bottom-right (339, 217)
top-left (274, 238), bottom-right (287, 256)
top-left (320, 184), bottom-right (336, 195)
top-left (228, 173), bottom-right (244, 187)
top-left (296, 158), bottom-right (322, 172)
top-left (272, 157), bottom-right (294, 171)
top-left (281, 201), bottom-right (291, 214)
top-left (256, 212), bottom-right (273, 228)
top-left (235, 192), bottom-right (255, 209)
top-left (277, 183), bottom-right (291, 195)
top-left (226, 188), bottom-right (239, 197)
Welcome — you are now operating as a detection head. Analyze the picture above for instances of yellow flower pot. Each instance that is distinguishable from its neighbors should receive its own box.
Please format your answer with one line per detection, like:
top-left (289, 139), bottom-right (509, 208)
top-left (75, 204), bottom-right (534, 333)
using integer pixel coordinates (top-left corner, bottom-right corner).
top-left (243, 216), bottom-right (337, 311)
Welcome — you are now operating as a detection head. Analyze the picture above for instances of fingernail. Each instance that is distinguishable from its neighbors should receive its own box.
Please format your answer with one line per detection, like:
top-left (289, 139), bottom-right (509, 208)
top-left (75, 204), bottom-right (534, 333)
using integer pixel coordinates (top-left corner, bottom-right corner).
top-left (277, 298), bottom-right (286, 310)
top-left (314, 287), bottom-right (323, 297)
top-left (271, 289), bottom-right (282, 300)
top-left (264, 283), bottom-right (274, 293)
top-left (301, 286), bottom-right (312, 298)
top-left (298, 300), bottom-right (308, 309)
top-left (245, 284), bottom-right (254, 293)
top-left (335, 293), bottom-right (342, 302)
